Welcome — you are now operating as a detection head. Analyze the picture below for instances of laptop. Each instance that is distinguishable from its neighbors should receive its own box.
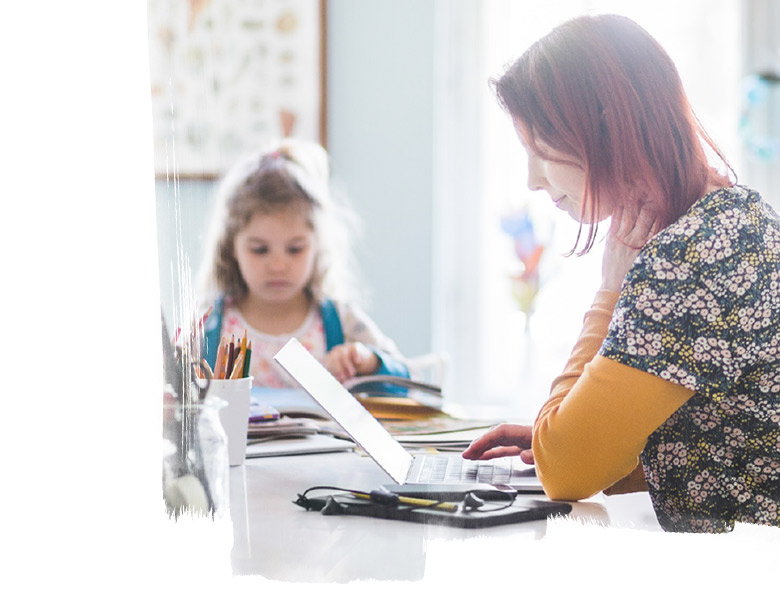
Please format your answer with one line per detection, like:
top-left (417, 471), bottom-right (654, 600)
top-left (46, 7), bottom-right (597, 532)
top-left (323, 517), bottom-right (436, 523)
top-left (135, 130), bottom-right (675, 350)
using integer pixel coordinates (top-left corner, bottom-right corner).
top-left (274, 338), bottom-right (545, 500)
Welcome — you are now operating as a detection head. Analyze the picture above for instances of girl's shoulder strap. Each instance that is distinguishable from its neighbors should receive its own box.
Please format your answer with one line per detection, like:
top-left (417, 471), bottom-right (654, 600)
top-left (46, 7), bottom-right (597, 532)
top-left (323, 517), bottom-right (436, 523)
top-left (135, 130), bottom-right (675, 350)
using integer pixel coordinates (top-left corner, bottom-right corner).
top-left (202, 295), bottom-right (225, 368)
top-left (319, 298), bottom-right (344, 350)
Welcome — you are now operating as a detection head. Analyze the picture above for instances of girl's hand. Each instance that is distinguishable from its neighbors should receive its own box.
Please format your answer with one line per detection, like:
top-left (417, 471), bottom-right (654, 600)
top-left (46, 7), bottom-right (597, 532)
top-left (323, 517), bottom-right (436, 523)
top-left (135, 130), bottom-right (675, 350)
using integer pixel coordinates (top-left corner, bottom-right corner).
top-left (324, 342), bottom-right (380, 382)
top-left (461, 424), bottom-right (535, 464)
top-left (601, 202), bottom-right (660, 291)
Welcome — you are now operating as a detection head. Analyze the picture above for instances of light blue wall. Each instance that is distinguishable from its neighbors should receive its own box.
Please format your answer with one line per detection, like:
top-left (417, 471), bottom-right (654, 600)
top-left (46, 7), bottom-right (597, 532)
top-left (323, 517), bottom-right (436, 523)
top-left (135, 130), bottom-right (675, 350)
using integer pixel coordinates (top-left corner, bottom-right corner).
top-left (325, 0), bottom-right (435, 357)
top-left (156, 0), bottom-right (437, 357)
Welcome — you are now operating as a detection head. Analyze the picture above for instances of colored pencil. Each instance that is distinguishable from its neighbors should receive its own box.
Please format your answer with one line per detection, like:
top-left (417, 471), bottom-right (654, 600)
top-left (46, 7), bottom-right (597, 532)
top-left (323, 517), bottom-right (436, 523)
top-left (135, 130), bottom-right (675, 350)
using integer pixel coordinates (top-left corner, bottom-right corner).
top-left (230, 353), bottom-right (245, 379)
top-left (200, 358), bottom-right (214, 379)
top-left (225, 335), bottom-right (236, 377)
top-left (220, 340), bottom-right (230, 378)
top-left (214, 336), bottom-right (227, 379)
top-left (242, 341), bottom-right (252, 378)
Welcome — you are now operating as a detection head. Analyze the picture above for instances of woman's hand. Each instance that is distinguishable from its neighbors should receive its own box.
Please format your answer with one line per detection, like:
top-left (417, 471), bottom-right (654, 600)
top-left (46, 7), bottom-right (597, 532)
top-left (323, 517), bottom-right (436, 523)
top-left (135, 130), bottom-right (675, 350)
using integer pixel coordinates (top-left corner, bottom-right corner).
top-left (461, 424), bottom-right (535, 464)
top-left (601, 202), bottom-right (660, 291)
top-left (324, 342), bottom-right (380, 382)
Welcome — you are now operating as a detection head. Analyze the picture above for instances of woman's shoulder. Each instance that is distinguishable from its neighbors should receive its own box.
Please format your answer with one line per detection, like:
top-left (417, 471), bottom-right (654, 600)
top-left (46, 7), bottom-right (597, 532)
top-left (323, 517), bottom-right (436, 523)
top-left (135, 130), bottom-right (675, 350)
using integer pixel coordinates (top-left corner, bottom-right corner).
top-left (645, 185), bottom-right (773, 257)
top-left (625, 184), bottom-right (780, 297)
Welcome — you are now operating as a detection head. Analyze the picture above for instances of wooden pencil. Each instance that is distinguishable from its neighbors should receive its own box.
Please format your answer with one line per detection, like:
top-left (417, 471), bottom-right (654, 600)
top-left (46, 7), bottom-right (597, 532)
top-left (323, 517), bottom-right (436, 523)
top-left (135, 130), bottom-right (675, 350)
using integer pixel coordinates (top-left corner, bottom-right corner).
top-left (242, 341), bottom-right (252, 378)
top-left (200, 358), bottom-right (214, 379)
top-left (214, 336), bottom-right (227, 379)
top-left (230, 353), bottom-right (245, 379)
top-left (220, 340), bottom-right (231, 379)
top-left (225, 335), bottom-right (236, 377)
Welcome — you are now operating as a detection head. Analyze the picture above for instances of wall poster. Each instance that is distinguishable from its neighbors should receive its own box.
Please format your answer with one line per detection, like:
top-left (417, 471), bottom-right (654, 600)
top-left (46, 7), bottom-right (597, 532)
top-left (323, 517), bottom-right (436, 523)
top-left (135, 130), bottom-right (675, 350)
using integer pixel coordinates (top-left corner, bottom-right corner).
top-left (147, 0), bottom-right (325, 178)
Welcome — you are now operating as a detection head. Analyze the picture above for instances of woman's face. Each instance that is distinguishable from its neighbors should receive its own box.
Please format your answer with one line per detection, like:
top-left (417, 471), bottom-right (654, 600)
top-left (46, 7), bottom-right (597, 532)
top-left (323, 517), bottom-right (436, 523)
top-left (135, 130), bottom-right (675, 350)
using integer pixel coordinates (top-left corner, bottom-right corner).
top-left (232, 208), bottom-right (317, 306)
top-left (514, 120), bottom-right (611, 224)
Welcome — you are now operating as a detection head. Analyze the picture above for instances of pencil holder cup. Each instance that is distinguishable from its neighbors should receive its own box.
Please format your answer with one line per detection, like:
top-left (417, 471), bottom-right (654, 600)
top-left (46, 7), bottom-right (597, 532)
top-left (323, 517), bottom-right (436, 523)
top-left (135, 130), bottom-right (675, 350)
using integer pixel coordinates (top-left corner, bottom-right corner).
top-left (204, 377), bottom-right (253, 466)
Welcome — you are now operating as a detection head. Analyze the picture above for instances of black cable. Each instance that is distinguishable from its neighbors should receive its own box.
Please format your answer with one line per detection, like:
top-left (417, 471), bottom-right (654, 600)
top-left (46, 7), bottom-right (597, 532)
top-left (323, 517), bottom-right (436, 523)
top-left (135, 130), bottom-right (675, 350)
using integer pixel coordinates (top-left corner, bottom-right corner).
top-left (294, 485), bottom-right (518, 513)
top-left (294, 486), bottom-right (363, 510)
top-left (463, 490), bottom-right (516, 512)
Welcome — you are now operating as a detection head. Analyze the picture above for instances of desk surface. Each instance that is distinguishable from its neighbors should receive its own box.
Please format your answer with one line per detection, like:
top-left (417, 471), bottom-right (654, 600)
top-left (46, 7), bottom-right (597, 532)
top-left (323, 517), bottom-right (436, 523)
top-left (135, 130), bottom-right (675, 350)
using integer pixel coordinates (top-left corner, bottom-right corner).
top-left (228, 448), bottom-right (662, 582)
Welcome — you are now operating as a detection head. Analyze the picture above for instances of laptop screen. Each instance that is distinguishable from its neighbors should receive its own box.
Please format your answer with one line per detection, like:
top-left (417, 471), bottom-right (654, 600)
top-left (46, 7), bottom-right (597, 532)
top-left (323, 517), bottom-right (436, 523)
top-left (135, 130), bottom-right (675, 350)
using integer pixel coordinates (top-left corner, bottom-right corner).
top-left (274, 338), bottom-right (413, 484)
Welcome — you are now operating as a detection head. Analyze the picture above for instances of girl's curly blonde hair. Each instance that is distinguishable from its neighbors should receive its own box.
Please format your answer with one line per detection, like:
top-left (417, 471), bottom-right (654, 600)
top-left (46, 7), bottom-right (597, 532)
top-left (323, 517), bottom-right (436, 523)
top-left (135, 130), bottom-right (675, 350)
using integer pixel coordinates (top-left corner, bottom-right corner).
top-left (197, 139), bottom-right (359, 306)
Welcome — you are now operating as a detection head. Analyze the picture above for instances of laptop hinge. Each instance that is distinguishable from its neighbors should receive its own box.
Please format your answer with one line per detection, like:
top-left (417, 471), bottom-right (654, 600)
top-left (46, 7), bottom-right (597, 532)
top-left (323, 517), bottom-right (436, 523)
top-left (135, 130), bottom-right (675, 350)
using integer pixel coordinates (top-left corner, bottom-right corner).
top-left (406, 456), bottom-right (423, 483)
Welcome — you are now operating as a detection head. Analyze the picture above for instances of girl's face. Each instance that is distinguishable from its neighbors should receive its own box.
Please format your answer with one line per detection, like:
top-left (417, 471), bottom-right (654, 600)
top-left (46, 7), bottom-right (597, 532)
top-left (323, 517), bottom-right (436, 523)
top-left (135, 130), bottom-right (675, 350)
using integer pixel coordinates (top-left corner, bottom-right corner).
top-left (233, 208), bottom-right (317, 306)
top-left (515, 121), bottom-right (611, 224)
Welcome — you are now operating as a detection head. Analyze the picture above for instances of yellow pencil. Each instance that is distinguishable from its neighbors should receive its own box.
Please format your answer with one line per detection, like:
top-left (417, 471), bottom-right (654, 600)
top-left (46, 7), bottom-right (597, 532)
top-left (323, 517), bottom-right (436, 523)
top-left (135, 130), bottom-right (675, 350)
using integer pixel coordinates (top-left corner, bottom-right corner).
top-left (351, 492), bottom-right (458, 513)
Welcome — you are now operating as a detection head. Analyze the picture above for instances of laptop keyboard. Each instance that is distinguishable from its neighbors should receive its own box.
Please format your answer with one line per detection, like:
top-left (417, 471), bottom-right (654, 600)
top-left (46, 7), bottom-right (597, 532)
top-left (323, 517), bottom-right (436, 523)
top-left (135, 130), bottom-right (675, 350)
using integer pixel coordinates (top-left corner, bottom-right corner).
top-left (409, 454), bottom-right (532, 485)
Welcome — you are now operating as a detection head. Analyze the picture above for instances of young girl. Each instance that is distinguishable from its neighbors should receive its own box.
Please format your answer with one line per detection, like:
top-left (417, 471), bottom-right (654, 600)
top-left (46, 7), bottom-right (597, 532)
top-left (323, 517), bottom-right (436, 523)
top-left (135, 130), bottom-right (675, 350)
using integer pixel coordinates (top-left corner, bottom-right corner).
top-left (463, 14), bottom-right (780, 533)
top-left (196, 139), bottom-right (409, 387)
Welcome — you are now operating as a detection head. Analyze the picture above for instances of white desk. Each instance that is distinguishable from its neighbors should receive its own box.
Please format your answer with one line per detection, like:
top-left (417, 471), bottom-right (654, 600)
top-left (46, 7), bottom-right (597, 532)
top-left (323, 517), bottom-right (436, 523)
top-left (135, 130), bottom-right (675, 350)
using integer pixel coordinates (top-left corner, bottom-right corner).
top-left (228, 448), bottom-right (662, 582)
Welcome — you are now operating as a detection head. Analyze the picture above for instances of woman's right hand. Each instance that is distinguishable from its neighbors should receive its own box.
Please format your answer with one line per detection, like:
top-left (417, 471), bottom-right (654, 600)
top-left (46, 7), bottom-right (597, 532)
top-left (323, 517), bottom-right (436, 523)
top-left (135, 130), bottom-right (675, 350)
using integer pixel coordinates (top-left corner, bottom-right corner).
top-left (461, 424), bottom-right (535, 464)
top-left (601, 202), bottom-right (659, 291)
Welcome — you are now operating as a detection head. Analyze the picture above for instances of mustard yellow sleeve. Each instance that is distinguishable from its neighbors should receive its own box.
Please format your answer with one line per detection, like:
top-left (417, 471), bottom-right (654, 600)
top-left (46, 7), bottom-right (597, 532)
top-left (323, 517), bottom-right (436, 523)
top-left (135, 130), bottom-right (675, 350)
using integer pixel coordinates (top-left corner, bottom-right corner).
top-left (532, 291), bottom-right (694, 501)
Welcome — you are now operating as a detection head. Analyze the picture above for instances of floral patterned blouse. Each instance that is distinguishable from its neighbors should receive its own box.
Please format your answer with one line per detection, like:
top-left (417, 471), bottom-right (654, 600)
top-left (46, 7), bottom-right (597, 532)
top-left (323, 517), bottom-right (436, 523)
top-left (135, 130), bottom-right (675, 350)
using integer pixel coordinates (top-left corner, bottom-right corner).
top-left (601, 185), bottom-right (780, 533)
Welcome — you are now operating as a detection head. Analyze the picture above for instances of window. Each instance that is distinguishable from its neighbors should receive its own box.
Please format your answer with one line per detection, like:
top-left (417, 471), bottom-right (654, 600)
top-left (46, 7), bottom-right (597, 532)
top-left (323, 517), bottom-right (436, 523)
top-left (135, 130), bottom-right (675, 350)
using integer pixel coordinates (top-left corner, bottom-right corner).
top-left (433, 0), bottom-right (742, 418)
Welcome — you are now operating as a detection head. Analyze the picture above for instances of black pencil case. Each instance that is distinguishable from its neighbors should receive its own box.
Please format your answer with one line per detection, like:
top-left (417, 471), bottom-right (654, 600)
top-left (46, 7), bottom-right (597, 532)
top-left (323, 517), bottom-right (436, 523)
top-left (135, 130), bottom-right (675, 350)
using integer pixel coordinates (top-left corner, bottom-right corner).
top-left (298, 494), bottom-right (571, 528)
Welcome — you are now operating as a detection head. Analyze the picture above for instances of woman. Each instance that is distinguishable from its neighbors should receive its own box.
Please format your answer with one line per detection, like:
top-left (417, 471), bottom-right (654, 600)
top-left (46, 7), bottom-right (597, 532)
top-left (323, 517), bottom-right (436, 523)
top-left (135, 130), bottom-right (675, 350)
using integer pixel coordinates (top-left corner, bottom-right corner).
top-left (463, 14), bottom-right (780, 533)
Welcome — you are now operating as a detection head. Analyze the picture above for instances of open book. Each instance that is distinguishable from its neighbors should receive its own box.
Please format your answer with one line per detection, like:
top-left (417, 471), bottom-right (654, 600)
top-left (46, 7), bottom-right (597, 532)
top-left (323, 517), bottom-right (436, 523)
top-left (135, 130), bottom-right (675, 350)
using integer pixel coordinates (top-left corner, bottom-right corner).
top-left (343, 374), bottom-right (442, 398)
top-left (252, 376), bottom-right (445, 421)
top-left (343, 374), bottom-right (445, 420)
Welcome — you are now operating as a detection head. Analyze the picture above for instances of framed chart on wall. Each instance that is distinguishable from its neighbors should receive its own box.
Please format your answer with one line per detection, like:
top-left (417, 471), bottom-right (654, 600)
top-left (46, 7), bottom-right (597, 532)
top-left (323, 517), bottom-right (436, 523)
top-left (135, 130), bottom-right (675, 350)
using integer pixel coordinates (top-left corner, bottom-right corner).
top-left (147, 0), bottom-right (326, 179)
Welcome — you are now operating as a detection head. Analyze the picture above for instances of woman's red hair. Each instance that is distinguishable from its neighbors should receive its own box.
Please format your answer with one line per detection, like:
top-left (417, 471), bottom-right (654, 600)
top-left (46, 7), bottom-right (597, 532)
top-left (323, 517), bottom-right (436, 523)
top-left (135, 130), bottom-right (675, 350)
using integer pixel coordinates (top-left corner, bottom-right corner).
top-left (494, 14), bottom-right (733, 253)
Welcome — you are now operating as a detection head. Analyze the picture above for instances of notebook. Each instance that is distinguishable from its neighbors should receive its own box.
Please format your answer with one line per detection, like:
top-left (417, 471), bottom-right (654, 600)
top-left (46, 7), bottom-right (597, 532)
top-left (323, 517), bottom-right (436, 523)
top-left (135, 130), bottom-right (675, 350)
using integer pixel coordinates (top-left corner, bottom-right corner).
top-left (274, 338), bottom-right (545, 499)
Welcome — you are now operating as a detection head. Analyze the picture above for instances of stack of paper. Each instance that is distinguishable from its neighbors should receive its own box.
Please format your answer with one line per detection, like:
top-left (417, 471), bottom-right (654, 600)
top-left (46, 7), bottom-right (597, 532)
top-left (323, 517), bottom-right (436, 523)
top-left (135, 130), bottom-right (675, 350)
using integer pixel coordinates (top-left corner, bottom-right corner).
top-left (389, 423), bottom-right (497, 452)
top-left (247, 416), bottom-right (322, 441)
top-left (246, 436), bottom-right (355, 458)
